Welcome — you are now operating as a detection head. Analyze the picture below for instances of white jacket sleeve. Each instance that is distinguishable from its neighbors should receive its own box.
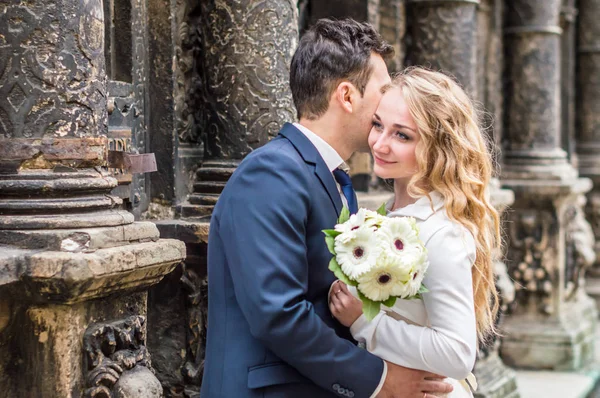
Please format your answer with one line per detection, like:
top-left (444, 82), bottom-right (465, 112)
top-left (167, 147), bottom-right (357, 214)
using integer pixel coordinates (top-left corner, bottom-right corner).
top-left (350, 224), bottom-right (478, 380)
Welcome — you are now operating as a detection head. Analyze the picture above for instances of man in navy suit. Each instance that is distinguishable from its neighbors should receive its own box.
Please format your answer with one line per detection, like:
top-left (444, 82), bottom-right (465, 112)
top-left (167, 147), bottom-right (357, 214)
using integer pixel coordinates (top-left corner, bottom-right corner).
top-left (201, 19), bottom-right (453, 398)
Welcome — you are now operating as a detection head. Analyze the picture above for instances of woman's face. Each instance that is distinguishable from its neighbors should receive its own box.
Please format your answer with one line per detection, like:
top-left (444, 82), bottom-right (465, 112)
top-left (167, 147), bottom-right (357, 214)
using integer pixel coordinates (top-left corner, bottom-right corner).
top-left (368, 87), bottom-right (420, 182)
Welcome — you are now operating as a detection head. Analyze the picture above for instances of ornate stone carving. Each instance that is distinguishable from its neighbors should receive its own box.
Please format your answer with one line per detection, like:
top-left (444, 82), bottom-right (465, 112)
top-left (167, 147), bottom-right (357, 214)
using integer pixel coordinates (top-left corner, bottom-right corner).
top-left (564, 195), bottom-right (596, 299)
top-left (506, 210), bottom-right (555, 314)
top-left (174, 0), bottom-right (203, 145)
top-left (83, 316), bottom-right (162, 398)
top-left (197, 0), bottom-right (298, 161)
top-left (180, 265), bottom-right (209, 391)
top-left (0, 0), bottom-right (107, 139)
top-left (180, 0), bottom-right (299, 218)
top-left (406, 0), bottom-right (479, 94)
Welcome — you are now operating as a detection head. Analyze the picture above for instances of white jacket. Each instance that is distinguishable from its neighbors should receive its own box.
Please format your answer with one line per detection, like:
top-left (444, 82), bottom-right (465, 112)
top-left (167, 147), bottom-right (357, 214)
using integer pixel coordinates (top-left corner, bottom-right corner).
top-left (350, 191), bottom-right (478, 383)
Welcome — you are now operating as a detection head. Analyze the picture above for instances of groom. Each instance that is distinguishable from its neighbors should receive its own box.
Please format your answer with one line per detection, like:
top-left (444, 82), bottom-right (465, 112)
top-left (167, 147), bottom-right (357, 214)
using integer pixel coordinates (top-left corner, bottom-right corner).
top-left (201, 19), bottom-right (453, 398)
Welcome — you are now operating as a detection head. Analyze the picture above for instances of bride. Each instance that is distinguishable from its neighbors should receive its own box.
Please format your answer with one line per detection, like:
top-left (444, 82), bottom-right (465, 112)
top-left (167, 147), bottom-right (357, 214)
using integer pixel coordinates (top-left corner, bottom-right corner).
top-left (329, 67), bottom-right (501, 398)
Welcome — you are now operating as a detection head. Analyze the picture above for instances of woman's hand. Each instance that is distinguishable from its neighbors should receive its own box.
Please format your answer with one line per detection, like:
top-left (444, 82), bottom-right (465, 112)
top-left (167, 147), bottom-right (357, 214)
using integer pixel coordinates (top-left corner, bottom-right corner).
top-left (329, 280), bottom-right (364, 327)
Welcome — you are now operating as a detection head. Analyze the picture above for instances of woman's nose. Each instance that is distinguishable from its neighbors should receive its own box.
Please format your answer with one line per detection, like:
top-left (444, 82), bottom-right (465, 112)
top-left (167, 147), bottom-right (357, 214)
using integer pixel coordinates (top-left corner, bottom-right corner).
top-left (373, 133), bottom-right (389, 153)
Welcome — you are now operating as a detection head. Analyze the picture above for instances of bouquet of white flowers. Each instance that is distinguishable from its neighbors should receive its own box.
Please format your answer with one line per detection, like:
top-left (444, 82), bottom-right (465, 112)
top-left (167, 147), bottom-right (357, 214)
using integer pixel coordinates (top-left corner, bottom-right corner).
top-left (323, 205), bottom-right (429, 321)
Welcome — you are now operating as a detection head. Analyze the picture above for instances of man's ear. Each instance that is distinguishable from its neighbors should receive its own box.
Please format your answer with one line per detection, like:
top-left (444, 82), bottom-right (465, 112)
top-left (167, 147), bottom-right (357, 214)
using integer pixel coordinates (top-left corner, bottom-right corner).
top-left (334, 81), bottom-right (357, 114)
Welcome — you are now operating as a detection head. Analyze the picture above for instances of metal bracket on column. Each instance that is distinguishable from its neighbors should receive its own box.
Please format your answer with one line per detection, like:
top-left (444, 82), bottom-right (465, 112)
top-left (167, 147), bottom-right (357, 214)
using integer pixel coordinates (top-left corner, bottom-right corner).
top-left (107, 151), bottom-right (157, 174)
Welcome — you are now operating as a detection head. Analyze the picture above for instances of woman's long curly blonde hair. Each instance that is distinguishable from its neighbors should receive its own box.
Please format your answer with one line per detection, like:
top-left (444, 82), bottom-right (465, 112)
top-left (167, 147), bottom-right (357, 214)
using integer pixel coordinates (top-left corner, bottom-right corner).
top-left (390, 67), bottom-right (501, 342)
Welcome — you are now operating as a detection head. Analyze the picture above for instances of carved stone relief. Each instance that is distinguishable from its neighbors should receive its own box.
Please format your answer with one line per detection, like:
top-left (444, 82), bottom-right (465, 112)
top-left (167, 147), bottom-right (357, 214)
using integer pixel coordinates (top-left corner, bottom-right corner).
top-left (506, 210), bottom-right (556, 314)
top-left (197, 0), bottom-right (298, 161)
top-left (180, 265), bottom-right (209, 392)
top-left (174, 0), bottom-right (203, 145)
top-left (0, 1), bottom-right (107, 139)
top-left (83, 316), bottom-right (162, 398)
top-left (564, 195), bottom-right (597, 299)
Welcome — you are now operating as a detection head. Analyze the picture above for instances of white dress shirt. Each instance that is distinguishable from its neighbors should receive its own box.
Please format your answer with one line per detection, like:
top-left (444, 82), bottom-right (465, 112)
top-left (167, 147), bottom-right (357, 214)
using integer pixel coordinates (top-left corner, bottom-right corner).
top-left (293, 122), bottom-right (387, 397)
top-left (293, 123), bottom-right (350, 209)
top-left (349, 192), bottom-right (478, 397)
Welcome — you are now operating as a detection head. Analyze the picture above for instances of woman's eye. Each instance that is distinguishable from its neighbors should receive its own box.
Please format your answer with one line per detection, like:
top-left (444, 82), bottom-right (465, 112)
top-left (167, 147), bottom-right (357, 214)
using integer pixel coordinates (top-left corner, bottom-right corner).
top-left (395, 131), bottom-right (410, 140)
top-left (372, 121), bottom-right (383, 130)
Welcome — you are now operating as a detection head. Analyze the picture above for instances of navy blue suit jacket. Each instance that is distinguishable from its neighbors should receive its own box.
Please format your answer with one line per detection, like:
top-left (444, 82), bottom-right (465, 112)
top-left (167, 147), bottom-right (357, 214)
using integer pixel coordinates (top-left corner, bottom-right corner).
top-left (200, 123), bottom-right (384, 398)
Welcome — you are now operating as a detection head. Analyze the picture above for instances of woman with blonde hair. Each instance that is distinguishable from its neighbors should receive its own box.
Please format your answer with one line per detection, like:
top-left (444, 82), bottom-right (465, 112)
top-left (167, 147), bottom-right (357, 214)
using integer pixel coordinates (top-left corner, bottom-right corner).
top-left (329, 67), bottom-right (501, 398)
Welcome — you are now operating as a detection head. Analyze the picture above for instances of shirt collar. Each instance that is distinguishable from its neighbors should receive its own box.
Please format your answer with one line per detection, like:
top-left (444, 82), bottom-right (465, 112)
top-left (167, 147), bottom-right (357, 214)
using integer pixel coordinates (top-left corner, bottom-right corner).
top-left (293, 123), bottom-right (345, 173)
top-left (387, 191), bottom-right (445, 220)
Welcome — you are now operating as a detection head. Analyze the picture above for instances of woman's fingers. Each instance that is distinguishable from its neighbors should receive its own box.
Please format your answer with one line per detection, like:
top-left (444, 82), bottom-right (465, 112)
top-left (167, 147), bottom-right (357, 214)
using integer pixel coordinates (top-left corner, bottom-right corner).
top-left (330, 292), bottom-right (343, 313)
top-left (339, 281), bottom-right (350, 294)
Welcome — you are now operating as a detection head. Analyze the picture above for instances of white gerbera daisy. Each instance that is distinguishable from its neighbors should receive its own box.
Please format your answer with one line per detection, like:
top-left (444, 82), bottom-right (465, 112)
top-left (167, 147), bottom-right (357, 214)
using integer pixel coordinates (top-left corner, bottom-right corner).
top-left (355, 256), bottom-right (410, 301)
top-left (364, 210), bottom-right (386, 229)
top-left (377, 217), bottom-right (425, 269)
top-left (334, 208), bottom-right (368, 243)
top-left (403, 251), bottom-right (429, 297)
top-left (334, 226), bottom-right (382, 279)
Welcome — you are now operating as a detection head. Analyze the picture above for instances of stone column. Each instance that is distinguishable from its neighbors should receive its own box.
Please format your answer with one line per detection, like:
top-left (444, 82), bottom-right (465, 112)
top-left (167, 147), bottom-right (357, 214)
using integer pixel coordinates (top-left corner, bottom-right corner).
top-left (379, 0), bottom-right (405, 73)
top-left (0, 1), bottom-right (185, 396)
top-left (178, 0), bottom-right (298, 218)
top-left (150, 1), bottom-right (299, 395)
top-left (500, 0), bottom-right (597, 370)
top-left (470, 1), bottom-right (520, 396)
top-left (406, 0), bottom-right (479, 94)
top-left (577, 0), bottom-right (600, 310)
top-left (561, 0), bottom-right (578, 166)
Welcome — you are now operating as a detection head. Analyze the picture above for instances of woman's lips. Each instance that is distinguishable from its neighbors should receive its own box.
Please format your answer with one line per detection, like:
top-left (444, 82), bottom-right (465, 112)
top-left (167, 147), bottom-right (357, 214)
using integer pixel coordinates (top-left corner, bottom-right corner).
top-left (373, 156), bottom-right (396, 166)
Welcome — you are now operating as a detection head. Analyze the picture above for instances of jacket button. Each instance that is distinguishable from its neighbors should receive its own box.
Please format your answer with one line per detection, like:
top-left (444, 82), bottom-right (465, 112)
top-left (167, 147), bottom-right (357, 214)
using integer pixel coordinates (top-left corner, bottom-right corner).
top-left (332, 383), bottom-right (340, 391)
top-left (349, 392), bottom-right (355, 398)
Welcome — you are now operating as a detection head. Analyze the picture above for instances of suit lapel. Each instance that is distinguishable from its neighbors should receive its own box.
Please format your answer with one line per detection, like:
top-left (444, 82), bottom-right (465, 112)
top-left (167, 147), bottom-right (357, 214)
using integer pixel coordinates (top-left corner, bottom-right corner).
top-left (279, 123), bottom-right (343, 217)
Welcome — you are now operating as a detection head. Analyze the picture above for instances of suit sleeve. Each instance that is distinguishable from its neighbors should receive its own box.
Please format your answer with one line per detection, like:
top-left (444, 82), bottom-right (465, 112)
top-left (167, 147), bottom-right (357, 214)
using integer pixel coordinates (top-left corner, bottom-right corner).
top-left (219, 150), bottom-right (384, 397)
top-left (350, 224), bottom-right (478, 380)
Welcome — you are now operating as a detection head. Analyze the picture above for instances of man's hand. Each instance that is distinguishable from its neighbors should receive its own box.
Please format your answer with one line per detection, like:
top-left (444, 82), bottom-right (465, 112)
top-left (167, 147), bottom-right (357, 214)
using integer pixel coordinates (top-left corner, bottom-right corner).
top-left (377, 361), bottom-right (453, 398)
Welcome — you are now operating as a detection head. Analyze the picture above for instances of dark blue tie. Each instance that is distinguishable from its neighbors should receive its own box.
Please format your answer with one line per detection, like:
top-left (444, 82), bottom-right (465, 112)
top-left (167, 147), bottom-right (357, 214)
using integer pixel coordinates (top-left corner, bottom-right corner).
top-left (333, 169), bottom-right (358, 214)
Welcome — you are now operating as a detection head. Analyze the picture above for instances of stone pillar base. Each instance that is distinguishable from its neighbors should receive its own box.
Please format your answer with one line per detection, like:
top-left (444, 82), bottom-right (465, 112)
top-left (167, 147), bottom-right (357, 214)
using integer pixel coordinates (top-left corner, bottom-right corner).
top-left (474, 353), bottom-right (520, 398)
top-left (500, 294), bottom-right (597, 370)
top-left (0, 221), bottom-right (186, 397)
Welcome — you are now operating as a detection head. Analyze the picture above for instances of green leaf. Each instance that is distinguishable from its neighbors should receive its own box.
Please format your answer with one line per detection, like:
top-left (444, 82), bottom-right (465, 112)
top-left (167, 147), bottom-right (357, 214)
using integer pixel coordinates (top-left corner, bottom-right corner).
top-left (376, 202), bottom-right (387, 216)
top-left (325, 236), bottom-right (336, 255)
top-left (328, 258), bottom-right (356, 286)
top-left (356, 289), bottom-right (381, 321)
top-left (338, 206), bottom-right (350, 224)
top-left (418, 284), bottom-right (429, 294)
top-left (382, 296), bottom-right (397, 308)
top-left (322, 229), bottom-right (342, 238)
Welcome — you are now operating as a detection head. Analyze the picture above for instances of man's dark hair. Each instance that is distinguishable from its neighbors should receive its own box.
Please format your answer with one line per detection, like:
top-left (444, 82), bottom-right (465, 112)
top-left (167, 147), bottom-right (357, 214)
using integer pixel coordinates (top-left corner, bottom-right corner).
top-left (290, 18), bottom-right (394, 120)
